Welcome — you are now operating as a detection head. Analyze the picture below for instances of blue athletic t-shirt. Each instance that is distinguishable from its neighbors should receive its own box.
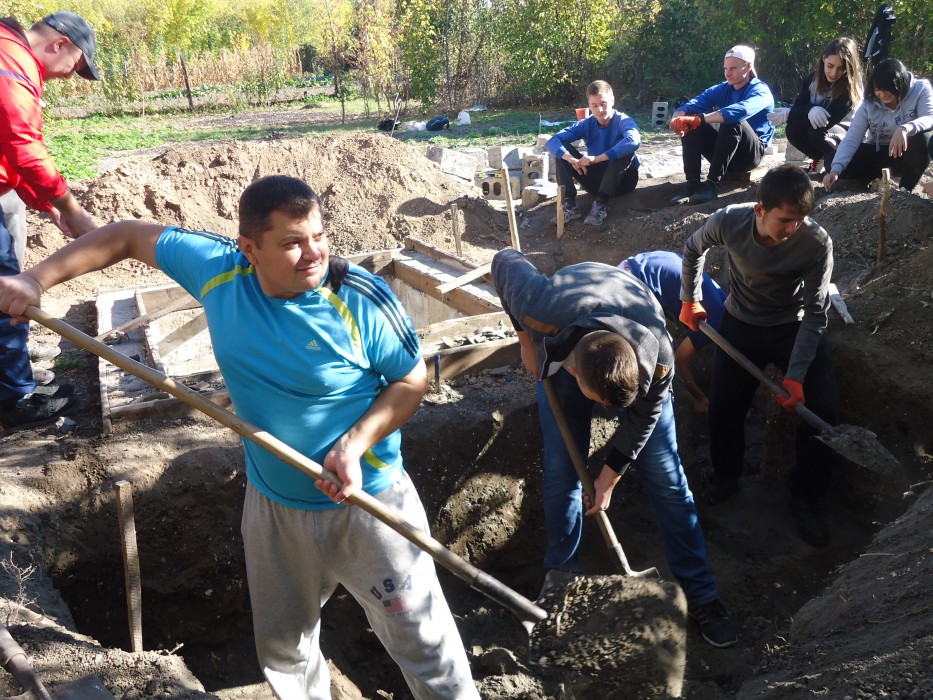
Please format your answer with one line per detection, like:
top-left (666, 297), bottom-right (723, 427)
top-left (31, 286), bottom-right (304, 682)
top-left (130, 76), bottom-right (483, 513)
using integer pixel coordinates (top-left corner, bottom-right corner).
top-left (155, 227), bottom-right (421, 510)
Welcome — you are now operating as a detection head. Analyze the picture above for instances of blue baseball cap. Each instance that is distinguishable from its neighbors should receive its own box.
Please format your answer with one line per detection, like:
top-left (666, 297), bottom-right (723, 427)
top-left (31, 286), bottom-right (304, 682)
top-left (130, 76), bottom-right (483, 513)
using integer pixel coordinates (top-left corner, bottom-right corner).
top-left (42, 11), bottom-right (99, 80)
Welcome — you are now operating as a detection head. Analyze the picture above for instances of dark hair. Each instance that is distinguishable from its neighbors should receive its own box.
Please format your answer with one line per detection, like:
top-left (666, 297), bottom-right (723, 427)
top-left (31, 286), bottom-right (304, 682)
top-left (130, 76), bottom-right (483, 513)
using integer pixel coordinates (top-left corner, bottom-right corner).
top-left (238, 175), bottom-right (322, 242)
top-left (869, 58), bottom-right (911, 102)
top-left (757, 164), bottom-right (814, 214)
top-left (575, 331), bottom-right (639, 408)
top-left (814, 37), bottom-right (863, 106)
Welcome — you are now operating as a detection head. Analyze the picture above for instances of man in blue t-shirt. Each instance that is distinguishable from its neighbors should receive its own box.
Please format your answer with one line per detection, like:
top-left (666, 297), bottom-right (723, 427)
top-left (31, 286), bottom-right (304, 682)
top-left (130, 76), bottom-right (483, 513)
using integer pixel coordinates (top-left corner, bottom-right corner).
top-left (0, 176), bottom-right (479, 700)
top-left (669, 45), bottom-right (775, 205)
top-left (620, 250), bottom-right (727, 413)
top-left (545, 79), bottom-right (641, 226)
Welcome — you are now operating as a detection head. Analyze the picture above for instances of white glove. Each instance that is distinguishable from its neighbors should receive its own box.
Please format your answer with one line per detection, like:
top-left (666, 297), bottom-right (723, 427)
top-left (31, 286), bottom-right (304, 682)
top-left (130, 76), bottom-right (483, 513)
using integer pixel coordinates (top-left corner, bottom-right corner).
top-left (767, 108), bottom-right (789, 126)
top-left (808, 106), bottom-right (830, 129)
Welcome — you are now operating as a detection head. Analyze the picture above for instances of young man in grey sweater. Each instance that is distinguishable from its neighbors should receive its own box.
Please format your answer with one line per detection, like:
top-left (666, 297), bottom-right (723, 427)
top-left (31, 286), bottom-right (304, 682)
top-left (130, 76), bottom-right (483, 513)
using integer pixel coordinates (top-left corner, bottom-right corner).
top-left (679, 164), bottom-right (837, 547)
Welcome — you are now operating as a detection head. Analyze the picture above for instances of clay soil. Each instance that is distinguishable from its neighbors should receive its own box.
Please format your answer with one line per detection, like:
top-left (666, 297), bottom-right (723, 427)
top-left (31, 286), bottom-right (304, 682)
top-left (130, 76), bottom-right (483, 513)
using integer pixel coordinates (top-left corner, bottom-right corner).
top-left (1, 122), bottom-right (931, 700)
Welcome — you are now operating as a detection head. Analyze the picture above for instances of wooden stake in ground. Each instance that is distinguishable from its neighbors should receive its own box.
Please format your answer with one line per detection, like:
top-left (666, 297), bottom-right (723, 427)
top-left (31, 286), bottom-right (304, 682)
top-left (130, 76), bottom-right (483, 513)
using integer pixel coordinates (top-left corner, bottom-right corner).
top-left (878, 168), bottom-right (891, 263)
top-left (450, 203), bottom-right (462, 257)
top-left (115, 480), bottom-right (143, 652)
top-left (500, 166), bottom-right (521, 251)
top-left (556, 185), bottom-right (565, 240)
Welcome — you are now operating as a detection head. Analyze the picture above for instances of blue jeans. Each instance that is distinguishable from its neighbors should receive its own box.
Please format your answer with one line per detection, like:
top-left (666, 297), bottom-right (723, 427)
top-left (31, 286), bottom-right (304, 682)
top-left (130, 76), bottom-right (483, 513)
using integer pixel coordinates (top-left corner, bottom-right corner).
top-left (536, 368), bottom-right (718, 607)
top-left (0, 192), bottom-right (33, 403)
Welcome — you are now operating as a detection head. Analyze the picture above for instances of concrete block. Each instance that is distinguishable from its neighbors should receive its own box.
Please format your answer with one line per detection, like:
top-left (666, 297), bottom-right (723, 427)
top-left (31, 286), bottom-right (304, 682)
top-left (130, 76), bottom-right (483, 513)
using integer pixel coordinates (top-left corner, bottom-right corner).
top-left (535, 134), bottom-right (551, 153)
top-left (522, 179), bottom-right (558, 208)
top-left (784, 142), bottom-right (808, 162)
top-left (548, 154), bottom-right (558, 182)
top-left (462, 147), bottom-right (488, 171)
top-left (763, 144), bottom-right (780, 156)
top-left (475, 170), bottom-right (519, 200)
top-left (521, 154), bottom-right (549, 188)
top-left (425, 145), bottom-right (479, 182)
top-left (652, 101), bottom-right (669, 130)
top-left (488, 145), bottom-right (531, 170)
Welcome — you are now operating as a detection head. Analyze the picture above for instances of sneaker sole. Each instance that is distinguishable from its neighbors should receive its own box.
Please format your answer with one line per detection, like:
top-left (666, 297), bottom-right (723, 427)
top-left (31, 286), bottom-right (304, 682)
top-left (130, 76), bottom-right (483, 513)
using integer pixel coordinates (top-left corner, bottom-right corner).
top-left (0, 395), bottom-right (81, 432)
top-left (699, 631), bottom-right (739, 649)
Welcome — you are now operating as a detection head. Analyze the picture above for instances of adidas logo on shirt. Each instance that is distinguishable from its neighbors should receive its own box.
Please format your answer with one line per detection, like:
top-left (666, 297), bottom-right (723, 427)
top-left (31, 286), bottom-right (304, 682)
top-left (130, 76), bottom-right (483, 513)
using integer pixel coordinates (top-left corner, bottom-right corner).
top-left (305, 340), bottom-right (321, 351)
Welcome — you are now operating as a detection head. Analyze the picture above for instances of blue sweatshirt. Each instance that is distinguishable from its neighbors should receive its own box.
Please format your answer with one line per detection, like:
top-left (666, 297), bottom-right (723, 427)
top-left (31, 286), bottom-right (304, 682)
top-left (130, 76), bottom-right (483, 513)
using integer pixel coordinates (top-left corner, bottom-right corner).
top-left (679, 77), bottom-right (775, 145)
top-left (545, 110), bottom-right (641, 166)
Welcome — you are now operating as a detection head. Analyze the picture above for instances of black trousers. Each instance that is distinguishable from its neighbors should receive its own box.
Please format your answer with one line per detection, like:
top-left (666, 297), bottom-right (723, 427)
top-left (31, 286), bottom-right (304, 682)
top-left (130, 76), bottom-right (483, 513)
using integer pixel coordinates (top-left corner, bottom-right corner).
top-left (681, 121), bottom-right (764, 184)
top-left (786, 114), bottom-right (845, 167)
top-left (837, 132), bottom-right (932, 191)
top-left (555, 145), bottom-right (639, 204)
top-left (707, 312), bottom-right (837, 505)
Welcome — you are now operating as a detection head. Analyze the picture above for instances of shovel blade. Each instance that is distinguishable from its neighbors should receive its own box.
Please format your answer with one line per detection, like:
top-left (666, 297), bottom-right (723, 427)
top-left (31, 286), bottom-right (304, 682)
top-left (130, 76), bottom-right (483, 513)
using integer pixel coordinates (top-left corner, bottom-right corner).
top-left (816, 423), bottom-right (903, 476)
top-left (49, 675), bottom-right (116, 700)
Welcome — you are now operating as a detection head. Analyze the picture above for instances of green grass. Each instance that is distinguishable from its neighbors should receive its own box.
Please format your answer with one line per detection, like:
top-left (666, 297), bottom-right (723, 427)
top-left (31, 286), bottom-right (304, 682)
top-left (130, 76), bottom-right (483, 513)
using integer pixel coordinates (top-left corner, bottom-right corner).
top-left (43, 100), bottom-right (668, 181)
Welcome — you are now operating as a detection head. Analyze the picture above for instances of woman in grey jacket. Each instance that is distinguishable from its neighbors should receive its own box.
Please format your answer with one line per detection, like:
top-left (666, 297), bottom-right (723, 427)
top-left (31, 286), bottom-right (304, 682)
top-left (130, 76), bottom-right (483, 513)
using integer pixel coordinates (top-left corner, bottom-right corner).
top-left (785, 37), bottom-right (863, 173)
top-left (824, 58), bottom-right (933, 191)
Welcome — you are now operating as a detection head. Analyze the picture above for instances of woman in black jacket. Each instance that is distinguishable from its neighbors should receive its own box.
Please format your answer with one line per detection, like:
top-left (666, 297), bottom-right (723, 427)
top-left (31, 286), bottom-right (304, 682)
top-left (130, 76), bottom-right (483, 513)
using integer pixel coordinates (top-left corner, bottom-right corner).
top-left (785, 37), bottom-right (864, 172)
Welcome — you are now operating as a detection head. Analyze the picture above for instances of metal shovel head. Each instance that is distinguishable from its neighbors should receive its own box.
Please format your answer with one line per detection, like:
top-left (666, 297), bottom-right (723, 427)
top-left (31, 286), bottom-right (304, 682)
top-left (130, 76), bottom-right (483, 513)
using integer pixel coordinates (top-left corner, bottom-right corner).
top-left (816, 423), bottom-right (903, 477)
top-left (49, 675), bottom-right (116, 699)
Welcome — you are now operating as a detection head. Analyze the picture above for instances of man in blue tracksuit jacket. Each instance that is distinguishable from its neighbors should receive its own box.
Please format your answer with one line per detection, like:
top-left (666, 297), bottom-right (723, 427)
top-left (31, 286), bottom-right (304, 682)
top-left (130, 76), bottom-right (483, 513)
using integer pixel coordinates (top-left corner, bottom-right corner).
top-left (669, 45), bottom-right (774, 205)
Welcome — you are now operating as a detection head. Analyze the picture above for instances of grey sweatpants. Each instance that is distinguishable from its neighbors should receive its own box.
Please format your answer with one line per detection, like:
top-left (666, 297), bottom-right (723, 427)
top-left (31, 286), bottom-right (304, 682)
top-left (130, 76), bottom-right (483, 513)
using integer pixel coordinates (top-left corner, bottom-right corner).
top-left (242, 474), bottom-right (480, 700)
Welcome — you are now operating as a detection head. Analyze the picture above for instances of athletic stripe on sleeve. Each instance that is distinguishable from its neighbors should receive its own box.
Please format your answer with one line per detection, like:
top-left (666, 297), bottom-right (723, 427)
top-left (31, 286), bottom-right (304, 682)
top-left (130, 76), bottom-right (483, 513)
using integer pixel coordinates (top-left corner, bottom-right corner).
top-left (317, 286), bottom-right (365, 364)
top-left (200, 264), bottom-right (255, 298)
top-left (342, 272), bottom-right (420, 358)
top-left (0, 69), bottom-right (39, 91)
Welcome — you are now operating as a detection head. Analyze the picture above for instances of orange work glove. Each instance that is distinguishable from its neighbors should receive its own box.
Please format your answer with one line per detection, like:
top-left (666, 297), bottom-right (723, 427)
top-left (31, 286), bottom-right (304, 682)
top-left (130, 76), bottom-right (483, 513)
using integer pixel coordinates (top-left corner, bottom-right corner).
top-left (679, 301), bottom-right (707, 331)
top-left (670, 115), bottom-right (702, 137)
top-left (775, 378), bottom-right (805, 412)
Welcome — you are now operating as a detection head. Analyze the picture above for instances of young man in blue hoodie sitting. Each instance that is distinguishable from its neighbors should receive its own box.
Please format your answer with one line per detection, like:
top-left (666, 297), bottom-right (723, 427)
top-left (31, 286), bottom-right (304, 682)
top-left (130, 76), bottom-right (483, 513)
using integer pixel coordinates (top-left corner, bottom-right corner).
top-left (545, 80), bottom-right (641, 227)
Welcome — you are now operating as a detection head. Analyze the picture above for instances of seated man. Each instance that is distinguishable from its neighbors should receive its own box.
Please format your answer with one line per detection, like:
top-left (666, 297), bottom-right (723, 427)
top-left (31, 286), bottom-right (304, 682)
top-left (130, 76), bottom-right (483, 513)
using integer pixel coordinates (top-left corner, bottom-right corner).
top-left (545, 79), bottom-right (640, 226)
top-left (669, 45), bottom-right (774, 205)
top-left (620, 250), bottom-right (727, 413)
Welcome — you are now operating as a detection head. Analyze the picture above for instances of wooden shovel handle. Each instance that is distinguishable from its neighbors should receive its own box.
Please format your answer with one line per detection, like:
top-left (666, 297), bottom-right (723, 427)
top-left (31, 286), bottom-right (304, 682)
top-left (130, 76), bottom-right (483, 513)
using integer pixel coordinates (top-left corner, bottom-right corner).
top-left (698, 320), bottom-right (834, 434)
top-left (25, 306), bottom-right (546, 625)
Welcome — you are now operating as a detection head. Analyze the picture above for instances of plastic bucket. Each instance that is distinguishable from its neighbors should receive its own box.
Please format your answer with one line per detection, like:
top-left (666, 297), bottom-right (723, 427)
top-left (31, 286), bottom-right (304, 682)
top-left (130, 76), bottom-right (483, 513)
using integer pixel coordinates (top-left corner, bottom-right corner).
top-left (575, 108), bottom-right (590, 121)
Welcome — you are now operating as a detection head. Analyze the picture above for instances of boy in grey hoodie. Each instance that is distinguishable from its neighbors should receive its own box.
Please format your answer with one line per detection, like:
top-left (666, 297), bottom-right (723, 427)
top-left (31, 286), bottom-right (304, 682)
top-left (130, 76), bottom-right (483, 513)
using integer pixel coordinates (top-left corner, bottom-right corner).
top-left (824, 58), bottom-right (932, 191)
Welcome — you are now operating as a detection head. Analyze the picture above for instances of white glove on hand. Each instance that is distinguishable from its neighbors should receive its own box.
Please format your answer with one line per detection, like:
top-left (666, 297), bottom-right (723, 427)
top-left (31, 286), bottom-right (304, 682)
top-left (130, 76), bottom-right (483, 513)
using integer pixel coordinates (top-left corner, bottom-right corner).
top-left (767, 108), bottom-right (789, 126)
top-left (808, 106), bottom-right (830, 129)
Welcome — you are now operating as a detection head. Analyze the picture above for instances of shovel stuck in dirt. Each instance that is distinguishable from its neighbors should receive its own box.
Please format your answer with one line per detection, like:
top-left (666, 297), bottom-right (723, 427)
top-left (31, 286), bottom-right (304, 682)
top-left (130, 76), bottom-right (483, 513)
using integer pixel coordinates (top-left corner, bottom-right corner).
top-left (0, 623), bottom-right (115, 700)
top-left (699, 320), bottom-right (903, 476)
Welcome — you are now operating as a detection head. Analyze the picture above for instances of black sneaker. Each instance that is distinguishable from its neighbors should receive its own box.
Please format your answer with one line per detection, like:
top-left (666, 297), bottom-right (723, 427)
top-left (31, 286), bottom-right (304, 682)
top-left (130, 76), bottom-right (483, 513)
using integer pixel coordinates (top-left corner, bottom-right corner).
top-left (551, 202), bottom-right (582, 224)
top-left (689, 180), bottom-right (718, 204)
top-left (790, 499), bottom-right (830, 548)
top-left (670, 180), bottom-right (701, 204)
top-left (0, 391), bottom-right (80, 429)
top-left (708, 476), bottom-right (740, 505)
top-left (689, 599), bottom-right (738, 648)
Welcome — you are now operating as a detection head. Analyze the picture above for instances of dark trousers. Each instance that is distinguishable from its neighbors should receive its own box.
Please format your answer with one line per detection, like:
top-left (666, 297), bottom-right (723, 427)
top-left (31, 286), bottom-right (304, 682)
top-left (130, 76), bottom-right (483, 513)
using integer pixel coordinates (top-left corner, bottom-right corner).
top-left (785, 114), bottom-right (845, 167)
top-left (0, 192), bottom-right (33, 404)
top-left (837, 132), bottom-right (932, 191)
top-left (707, 312), bottom-right (837, 505)
top-left (681, 121), bottom-right (764, 184)
top-left (555, 145), bottom-right (639, 204)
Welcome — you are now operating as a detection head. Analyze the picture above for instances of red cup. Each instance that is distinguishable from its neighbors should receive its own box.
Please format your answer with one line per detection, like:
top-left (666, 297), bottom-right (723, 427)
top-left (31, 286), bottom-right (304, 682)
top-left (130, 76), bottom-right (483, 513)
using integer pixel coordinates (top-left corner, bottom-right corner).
top-left (575, 108), bottom-right (590, 121)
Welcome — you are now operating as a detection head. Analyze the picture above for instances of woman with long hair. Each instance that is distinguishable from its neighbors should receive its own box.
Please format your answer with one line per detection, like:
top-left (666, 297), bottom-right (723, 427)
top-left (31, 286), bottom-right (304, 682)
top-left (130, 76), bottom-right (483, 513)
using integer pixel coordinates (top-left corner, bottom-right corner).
top-left (785, 37), bottom-right (864, 173)
top-left (825, 58), bottom-right (933, 192)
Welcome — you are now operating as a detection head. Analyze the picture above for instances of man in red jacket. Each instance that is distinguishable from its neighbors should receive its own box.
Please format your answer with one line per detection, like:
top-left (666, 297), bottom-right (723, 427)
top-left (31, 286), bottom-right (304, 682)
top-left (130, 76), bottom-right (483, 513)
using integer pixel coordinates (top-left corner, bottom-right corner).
top-left (0, 11), bottom-right (99, 430)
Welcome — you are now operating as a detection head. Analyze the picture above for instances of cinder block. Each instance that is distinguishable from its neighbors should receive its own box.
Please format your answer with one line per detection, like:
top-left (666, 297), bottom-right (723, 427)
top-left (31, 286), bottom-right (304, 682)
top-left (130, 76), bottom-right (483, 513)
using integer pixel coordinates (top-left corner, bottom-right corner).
top-left (535, 134), bottom-right (551, 153)
top-left (763, 144), bottom-right (780, 156)
top-left (488, 145), bottom-right (530, 170)
top-left (462, 147), bottom-right (488, 171)
top-left (521, 154), bottom-right (549, 188)
top-left (522, 179), bottom-right (558, 208)
top-left (652, 101), bottom-right (669, 130)
top-left (548, 154), bottom-right (558, 182)
top-left (475, 170), bottom-right (519, 200)
top-left (784, 142), bottom-right (808, 162)
top-left (425, 145), bottom-right (478, 182)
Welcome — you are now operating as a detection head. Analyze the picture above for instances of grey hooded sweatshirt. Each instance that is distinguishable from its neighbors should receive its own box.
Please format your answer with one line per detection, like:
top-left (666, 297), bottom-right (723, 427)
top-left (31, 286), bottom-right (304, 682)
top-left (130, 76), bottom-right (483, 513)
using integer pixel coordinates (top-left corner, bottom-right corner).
top-left (491, 248), bottom-right (674, 472)
top-left (831, 73), bottom-right (933, 175)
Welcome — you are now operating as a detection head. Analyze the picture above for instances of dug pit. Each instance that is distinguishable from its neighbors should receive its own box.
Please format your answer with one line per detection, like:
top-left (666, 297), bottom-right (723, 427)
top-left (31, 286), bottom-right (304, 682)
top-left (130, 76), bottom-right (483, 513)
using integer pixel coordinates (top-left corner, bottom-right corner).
top-left (2, 132), bottom-right (931, 699)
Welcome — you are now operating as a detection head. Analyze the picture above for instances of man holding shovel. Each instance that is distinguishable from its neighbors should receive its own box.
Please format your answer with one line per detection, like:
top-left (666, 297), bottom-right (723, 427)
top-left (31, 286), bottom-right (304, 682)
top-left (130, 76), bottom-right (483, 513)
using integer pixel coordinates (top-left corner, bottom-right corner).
top-left (0, 175), bottom-right (479, 699)
top-left (679, 164), bottom-right (838, 548)
top-left (491, 248), bottom-right (737, 648)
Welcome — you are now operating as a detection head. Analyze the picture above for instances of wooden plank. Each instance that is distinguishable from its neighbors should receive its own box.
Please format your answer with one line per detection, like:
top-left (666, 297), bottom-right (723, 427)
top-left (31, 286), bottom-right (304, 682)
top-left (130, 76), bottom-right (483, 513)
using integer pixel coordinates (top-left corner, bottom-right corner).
top-left (393, 256), bottom-right (500, 316)
top-left (501, 166), bottom-right (521, 251)
top-left (115, 480), bottom-right (144, 653)
top-left (436, 262), bottom-right (492, 295)
top-left (110, 389), bottom-right (232, 421)
top-left (556, 185), bottom-right (565, 240)
top-left (346, 248), bottom-right (399, 276)
top-left (878, 168), bottom-right (890, 263)
top-left (421, 337), bottom-right (520, 381)
top-left (451, 203), bottom-right (462, 258)
top-left (403, 236), bottom-right (475, 271)
top-left (418, 311), bottom-right (511, 341)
